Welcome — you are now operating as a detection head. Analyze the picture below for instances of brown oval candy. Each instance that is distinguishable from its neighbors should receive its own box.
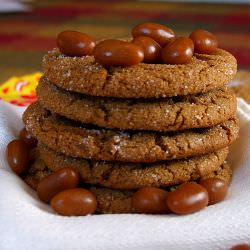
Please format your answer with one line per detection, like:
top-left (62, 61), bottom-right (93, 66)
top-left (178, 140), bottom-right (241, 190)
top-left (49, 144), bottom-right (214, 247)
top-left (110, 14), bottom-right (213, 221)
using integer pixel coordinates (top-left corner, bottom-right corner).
top-left (189, 29), bottom-right (218, 54)
top-left (51, 188), bottom-right (97, 216)
top-left (19, 127), bottom-right (37, 149)
top-left (57, 30), bottom-right (95, 57)
top-left (93, 39), bottom-right (144, 67)
top-left (132, 22), bottom-right (175, 46)
top-left (132, 36), bottom-right (161, 63)
top-left (162, 37), bottom-right (194, 64)
top-left (230, 244), bottom-right (250, 250)
top-left (166, 182), bottom-right (209, 215)
top-left (37, 168), bottom-right (79, 203)
top-left (7, 139), bottom-right (30, 175)
top-left (132, 187), bottom-right (169, 214)
top-left (200, 177), bottom-right (228, 205)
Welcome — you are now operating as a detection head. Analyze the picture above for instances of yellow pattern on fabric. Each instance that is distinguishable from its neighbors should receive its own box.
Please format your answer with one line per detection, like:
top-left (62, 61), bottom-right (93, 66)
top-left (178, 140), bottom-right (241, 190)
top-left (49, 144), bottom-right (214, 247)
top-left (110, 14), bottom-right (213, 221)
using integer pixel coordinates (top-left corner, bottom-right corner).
top-left (0, 72), bottom-right (42, 106)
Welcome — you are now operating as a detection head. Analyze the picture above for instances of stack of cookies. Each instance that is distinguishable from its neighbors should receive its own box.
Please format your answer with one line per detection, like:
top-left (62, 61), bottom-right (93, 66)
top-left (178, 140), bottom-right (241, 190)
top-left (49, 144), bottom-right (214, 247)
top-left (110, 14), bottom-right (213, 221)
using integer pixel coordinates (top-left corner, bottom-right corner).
top-left (22, 24), bottom-right (239, 215)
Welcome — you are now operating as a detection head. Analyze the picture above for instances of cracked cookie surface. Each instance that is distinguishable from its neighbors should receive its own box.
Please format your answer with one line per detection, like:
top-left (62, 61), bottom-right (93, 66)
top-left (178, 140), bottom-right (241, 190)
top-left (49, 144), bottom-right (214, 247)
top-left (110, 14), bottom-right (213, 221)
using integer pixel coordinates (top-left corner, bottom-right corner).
top-left (37, 77), bottom-right (237, 132)
top-left (23, 102), bottom-right (239, 162)
top-left (38, 144), bottom-right (229, 189)
top-left (23, 156), bottom-right (232, 214)
top-left (42, 48), bottom-right (237, 98)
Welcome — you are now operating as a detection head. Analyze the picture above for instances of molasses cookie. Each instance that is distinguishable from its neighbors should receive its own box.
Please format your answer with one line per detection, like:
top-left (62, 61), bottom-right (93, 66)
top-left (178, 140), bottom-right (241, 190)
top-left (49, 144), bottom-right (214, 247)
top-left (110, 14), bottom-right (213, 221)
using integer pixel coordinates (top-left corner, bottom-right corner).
top-left (23, 158), bottom-right (232, 214)
top-left (38, 144), bottom-right (229, 189)
top-left (230, 70), bottom-right (250, 104)
top-left (37, 77), bottom-right (237, 132)
top-left (91, 161), bottom-right (232, 214)
top-left (42, 48), bottom-right (237, 98)
top-left (23, 102), bottom-right (239, 162)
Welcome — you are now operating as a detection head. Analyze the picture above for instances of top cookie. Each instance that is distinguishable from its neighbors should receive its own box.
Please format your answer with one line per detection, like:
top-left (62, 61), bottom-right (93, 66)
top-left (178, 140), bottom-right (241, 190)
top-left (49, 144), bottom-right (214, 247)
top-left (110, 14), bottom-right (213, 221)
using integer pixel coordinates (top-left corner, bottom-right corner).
top-left (42, 48), bottom-right (237, 98)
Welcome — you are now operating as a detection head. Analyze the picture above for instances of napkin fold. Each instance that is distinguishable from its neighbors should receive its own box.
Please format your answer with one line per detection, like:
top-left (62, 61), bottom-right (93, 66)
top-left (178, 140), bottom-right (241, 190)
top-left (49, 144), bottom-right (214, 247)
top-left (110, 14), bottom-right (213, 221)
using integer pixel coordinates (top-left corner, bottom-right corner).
top-left (0, 99), bottom-right (250, 250)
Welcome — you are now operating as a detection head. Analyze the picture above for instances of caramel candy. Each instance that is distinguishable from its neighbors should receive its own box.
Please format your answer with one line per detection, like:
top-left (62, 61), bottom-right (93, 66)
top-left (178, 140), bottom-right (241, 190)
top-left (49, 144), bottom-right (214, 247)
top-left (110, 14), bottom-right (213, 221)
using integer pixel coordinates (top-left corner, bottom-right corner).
top-left (162, 37), bottom-right (194, 64)
top-left (167, 182), bottom-right (209, 215)
top-left (93, 39), bottom-right (144, 66)
top-left (7, 139), bottom-right (30, 175)
top-left (19, 127), bottom-right (37, 148)
top-left (57, 30), bottom-right (95, 57)
top-left (51, 188), bottom-right (97, 216)
top-left (132, 187), bottom-right (169, 214)
top-left (132, 36), bottom-right (161, 63)
top-left (200, 177), bottom-right (228, 205)
top-left (37, 168), bottom-right (79, 203)
top-left (189, 29), bottom-right (218, 54)
top-left (230, 244), bottom-right (250, 250)
top-left (132, 22), bottom-right (175, 46)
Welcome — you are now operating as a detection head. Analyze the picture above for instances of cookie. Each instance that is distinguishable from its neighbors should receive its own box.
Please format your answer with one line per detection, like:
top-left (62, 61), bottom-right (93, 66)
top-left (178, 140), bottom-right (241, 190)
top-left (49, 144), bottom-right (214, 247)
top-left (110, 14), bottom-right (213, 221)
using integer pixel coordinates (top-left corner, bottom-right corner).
top-left (232, 84), bottom-right (250, 104)
top-left (230, 70), bottom-right (250, 104)
top-left (39, 144), bottom-right (229, 189)
top-left (23, 159), bottom-right (232, 214)
top-left (42, 48), bottom-right (237, 98)
top-left (23, 102), bottom-right (239, 162)
top-left (91, 160), bottom-right (233, 214)
top-left (37, 77), bottom-right (237, 132)
top-left (22, 159), bottom-right (51, 190)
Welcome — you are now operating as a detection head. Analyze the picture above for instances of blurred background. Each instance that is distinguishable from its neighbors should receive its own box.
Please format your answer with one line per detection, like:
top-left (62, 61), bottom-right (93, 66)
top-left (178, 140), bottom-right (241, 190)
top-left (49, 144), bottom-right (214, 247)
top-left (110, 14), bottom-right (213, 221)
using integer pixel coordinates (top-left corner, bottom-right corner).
top-left (0, 0), bottom-right (250, 83)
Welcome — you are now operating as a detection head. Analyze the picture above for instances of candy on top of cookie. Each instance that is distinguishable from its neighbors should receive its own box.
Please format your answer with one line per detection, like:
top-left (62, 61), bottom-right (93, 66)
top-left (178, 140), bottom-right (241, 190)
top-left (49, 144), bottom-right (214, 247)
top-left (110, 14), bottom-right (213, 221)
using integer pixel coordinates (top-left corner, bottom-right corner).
top-left (56, 22), bottom-right (219, 67)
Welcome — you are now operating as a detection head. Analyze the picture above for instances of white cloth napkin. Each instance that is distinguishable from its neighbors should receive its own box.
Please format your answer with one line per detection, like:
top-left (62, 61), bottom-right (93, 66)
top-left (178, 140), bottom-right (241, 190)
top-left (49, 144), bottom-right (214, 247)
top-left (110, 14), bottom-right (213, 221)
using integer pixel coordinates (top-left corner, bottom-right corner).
top-left (0, 99), bottom-right (249, 250)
